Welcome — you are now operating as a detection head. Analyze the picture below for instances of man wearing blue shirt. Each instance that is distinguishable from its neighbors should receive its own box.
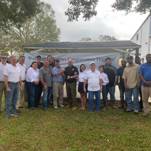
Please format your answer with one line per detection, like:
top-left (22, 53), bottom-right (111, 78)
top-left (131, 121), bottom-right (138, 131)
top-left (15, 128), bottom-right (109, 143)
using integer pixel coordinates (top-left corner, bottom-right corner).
top-left (140, 54), bottom-right (151, 116)
top-left (52, 59), bottom-right (64, 109)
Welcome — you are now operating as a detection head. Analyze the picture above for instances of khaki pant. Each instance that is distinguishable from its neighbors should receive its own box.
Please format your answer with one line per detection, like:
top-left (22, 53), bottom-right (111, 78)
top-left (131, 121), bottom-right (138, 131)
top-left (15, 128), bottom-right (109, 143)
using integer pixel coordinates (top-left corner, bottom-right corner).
top-left (0, 82), bottom-right (6, 111)
top-left (142, 86), bottom-right (151, 114)
top-left (53, 82), bottom-right (64, 107)
top-left (16, 82), bottom-right (26, 109)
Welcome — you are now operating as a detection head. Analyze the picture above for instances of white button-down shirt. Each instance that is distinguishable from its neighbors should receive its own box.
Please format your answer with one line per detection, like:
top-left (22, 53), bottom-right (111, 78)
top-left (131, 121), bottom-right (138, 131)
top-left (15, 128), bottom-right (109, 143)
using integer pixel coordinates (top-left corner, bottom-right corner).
top-left (79, 71), bottom-right (87, 82)
top-left (0, 62), bottom-right (7, 81)
top-left (4, 64), bottom-right (21, 83)
top-left (17, 63), bottom-right (26, 81)
top-left (26, 67), bottom-right (39, 82)
top-left (100, 72), bottom-right (109, 86)
top-left (85, 70), bottom-right (102, 91)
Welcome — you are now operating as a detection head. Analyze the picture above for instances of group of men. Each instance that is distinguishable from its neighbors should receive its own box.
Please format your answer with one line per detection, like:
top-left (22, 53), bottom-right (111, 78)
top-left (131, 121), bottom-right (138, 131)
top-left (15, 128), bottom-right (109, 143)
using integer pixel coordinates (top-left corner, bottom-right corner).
top-left (0, 53), bottom-right (151, 117)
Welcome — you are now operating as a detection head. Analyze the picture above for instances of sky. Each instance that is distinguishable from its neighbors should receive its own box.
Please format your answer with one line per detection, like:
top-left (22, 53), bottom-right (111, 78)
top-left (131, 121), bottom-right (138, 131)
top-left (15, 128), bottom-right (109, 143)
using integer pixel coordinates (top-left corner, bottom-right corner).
top-left (43, 0), bottom-right (149, 41)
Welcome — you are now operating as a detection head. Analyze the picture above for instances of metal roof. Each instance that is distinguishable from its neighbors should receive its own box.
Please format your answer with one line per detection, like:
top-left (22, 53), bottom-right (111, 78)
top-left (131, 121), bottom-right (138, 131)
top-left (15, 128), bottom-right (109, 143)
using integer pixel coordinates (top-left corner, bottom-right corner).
top-left (23, 40), bottom-right (141, 50)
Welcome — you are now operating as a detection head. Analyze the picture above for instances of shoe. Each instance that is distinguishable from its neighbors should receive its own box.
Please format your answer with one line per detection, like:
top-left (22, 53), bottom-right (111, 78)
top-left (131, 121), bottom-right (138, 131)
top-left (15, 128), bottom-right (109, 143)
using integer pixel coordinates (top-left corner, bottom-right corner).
top-left (54, 106), bottom-right (58, 109)
top-left (143, 112), bottom-right (150, 117)
top-left (134, 110), bottom-right (139, 113)
top-left (72, 107), bottom-right (77, 111)
top-left (60, 104), bottom-right (64, 108)
top-left (16, 109), bottom-right (21, 114)
top-left (126, 108), bottom-right (132, 112)
top-left (10, 114), bottom-right (18, 117)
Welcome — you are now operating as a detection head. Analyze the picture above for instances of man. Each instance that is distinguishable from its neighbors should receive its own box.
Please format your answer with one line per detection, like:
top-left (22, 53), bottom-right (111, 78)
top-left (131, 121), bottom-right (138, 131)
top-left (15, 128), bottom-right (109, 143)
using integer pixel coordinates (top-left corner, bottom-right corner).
top-left (35, 55), bottom-right (43, 107)
top-left (139, 54), bottom-right (151, 116)
top-left (123, 56), bottom-right (140, 113)
top-left (64, 58), bottom-right (79, 108)
top-left (39, 59), bottom-right (52, 109)
top-left (36, 55), bottom-right (43, 69)
top-left (85, 62), bottom-right (102, 112)
top-left (135, 55), bottom-right (143, 111)
top-left (16, 56), bottom-right (26, 110)
top-left (117, 59), bottom-right (127, 109)
top-left (0, 55), bottom-right (7, 112)
top-left (52, 59), bottom-right (64, 109)
top-left (104, 57), bottom-right (117, 107)
top-left (4, 56), bottom-right (21, 117)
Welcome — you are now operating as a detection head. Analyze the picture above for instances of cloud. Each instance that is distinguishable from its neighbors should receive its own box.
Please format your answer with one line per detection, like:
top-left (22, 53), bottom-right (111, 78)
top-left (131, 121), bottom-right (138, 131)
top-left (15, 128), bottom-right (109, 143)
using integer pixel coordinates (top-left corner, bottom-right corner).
top-left (43, 0), bottom-right (148, 41)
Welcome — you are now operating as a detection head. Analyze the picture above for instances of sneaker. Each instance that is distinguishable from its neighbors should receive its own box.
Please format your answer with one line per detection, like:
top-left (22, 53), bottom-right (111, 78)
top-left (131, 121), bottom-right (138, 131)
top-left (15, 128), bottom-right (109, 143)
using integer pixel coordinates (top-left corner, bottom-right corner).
top-left (134, 110), bottom-right (139, 113)
top-left (10, 114), bottom-right (18, 117)
top-left (126, 108), bottom-right (132, 112)
top-left (54, 106), bottom-right (58, 109)
top-left (143, 112), bottom-right (150, 117)
top-left (60, 104), bottom-right (64, 108)
top-left (72, 107), bottom-right (77, 111)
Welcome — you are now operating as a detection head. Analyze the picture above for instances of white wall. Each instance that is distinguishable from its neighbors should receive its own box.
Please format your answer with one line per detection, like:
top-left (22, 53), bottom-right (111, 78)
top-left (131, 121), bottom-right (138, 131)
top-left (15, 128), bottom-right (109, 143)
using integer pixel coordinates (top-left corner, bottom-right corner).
top-left (131, 15), bottom-right (151, 58)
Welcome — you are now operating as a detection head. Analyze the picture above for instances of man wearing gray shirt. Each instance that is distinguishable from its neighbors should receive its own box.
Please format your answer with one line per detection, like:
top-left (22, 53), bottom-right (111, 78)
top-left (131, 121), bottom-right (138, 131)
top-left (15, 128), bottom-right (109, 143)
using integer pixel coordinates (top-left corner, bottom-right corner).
top-left (39, 59), bottom-right (52, 109)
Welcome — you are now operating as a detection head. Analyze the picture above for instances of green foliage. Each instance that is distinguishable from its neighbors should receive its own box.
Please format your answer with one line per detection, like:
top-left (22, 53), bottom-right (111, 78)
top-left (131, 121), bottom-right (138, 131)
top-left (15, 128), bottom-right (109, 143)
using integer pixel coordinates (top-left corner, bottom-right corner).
top-left (0, 3), bottom-right (60, 54)
top-left (65, 0), bottom-right (99, 21)
top-left (0, 0), bottom-right (40, 30)
top-left (66, 0), bottom-right (151, 21)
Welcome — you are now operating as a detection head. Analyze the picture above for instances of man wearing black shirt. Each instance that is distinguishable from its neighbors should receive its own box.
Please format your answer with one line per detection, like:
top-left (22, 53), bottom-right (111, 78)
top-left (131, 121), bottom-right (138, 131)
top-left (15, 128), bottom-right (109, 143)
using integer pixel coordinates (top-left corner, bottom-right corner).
top-left (64, 58), bottom-right (79, 108)
top-left (104, 57), bottom-right (117, 107)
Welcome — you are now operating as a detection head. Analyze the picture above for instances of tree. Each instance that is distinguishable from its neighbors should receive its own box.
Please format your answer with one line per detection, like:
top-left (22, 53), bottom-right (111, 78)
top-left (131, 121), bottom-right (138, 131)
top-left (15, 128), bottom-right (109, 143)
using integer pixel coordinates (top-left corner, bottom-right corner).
top-left (0, 3), bottom-right (60, 54)
top-left (65, 0), bottom-right (151, 21)
top-left (98, 35), bottom-right (117, 41)
top-left (0, 0), bottom-right (41, 30)
top-left (80, 35), bottom-right (117, 42)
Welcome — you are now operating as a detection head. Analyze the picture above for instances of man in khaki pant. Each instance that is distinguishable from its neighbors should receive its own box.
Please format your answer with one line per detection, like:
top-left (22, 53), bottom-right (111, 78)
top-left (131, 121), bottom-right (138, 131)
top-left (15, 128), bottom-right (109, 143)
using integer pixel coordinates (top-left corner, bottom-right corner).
top-left (0, 55), bottom-right (7, 112)
top-left (140, 54), bottom-right (151, 116)
top-left (52, 59), bottom-right (64, 109)
top-left (16, 56), bottom-right (26, 110)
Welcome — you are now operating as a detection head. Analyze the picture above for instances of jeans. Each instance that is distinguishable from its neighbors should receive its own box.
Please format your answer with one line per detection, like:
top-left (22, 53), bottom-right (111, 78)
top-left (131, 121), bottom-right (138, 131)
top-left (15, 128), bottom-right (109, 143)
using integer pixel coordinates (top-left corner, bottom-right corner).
top-left (42, 87), bottom-right (52, 108)
top-left (88, 91), bottom-right (101, 112)
top-left (26, 82), bottom-right (38, 108)
top-left (106, 85), bottom-right (115, 101)
top-left (6, 82), bottom-right (19, 116)
top-left (125, 87), bottom-right (139, 111)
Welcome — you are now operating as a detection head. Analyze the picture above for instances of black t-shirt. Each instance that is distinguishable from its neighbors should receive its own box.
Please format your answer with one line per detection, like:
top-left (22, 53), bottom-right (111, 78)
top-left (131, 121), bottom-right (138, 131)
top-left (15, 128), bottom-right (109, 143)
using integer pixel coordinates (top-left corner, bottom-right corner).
top-left (64, 65), bottom-right (79, 83)
top-left (104, 64), bottom-right (117, 87)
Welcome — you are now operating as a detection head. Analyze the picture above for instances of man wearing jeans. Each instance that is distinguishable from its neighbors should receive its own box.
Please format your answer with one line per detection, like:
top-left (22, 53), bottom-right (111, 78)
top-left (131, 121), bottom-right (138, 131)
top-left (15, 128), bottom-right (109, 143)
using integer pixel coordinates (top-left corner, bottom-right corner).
top-left (123, 56), bottom-right (140, 113)
top-left (139, 54), bottom-right (151, 116)
top-left (85, 62), bottom-right (102, 112)
top-left (4, 56), bottom-right (21, 117)
top-left (39, 59), bottom-right (52, 109)
top-left (104, 57), bottom-right (117, 107)
top-left (0, 55), bottom-right (7, 112)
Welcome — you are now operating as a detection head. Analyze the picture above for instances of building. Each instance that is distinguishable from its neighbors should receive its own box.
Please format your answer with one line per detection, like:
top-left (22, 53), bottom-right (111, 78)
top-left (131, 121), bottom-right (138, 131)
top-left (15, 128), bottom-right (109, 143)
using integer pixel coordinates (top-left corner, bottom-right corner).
top-left (131, 14), bottom-right (151, 58)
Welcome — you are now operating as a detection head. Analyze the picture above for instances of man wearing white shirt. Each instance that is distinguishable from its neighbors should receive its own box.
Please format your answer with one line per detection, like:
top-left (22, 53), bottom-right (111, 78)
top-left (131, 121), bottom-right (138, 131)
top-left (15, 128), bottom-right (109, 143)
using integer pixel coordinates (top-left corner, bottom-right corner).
top-left (4, 56), bottom-right (21, 117)
top-left (85, 62), bottom-right (103, 112)
top-left (16, 56), bottom-right (26, 109)
top-left (0, 55), bottom-right (7, 112)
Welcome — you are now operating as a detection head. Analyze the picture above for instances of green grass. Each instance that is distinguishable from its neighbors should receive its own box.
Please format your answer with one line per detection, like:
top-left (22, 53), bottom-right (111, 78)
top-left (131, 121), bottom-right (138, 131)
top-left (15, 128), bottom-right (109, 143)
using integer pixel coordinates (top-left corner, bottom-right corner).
top-left (0, 107), bottom-right (151, 151)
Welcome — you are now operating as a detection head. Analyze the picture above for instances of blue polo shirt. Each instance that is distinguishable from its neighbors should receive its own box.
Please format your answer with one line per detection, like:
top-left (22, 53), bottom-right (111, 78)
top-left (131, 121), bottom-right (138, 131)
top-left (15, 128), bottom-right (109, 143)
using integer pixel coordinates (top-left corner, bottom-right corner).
top-left (139, 63), bottom-right (151, 81)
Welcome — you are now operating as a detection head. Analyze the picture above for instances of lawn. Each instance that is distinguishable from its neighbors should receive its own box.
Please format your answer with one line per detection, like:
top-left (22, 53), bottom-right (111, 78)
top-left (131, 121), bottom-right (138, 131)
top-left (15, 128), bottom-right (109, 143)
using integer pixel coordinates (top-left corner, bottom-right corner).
top-left (0, 107), bottom-right (151, 151)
